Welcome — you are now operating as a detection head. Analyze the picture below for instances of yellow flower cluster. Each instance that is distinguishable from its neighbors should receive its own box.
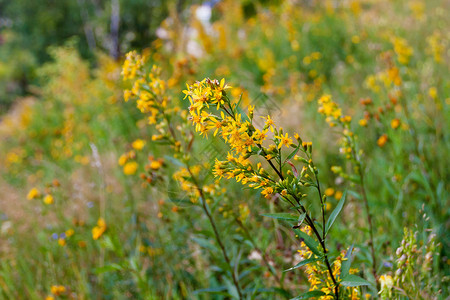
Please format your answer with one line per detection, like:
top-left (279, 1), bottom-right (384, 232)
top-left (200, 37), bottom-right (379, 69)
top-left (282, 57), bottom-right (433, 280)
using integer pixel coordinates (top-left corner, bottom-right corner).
top-left (426, 31), bottom-right (445, 63)
top-left (298, 226), bottom-right (361, 299)
top-left (50, 285), bottom-right (66, 296)
top-left (318, 94), bottom-right (351, 127)
top-left (184, 78), bottom-right (318, 210)
top-left (122, 50), bottom-right (147, 80)
top-left (173, 165), bottom-right (222, 203)
top-left (26, 180), bottom-right (61, 205)
top-left (92, 217), bottom-right (107, 240)
top-left (392, 37), bottom-right (414, 65)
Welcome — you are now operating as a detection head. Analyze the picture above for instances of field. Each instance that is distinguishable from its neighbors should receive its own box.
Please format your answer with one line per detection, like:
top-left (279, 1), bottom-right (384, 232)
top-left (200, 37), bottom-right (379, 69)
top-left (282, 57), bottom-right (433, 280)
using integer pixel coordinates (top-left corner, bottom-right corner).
top-left (0, 0), bottom-right (448, 299)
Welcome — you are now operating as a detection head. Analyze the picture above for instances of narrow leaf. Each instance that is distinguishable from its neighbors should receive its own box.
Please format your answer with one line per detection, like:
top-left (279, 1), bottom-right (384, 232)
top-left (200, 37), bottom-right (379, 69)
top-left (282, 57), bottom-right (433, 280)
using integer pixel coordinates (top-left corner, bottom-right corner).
top-left (193, 286), bottom-right (227, 294)
top-left (261, 213), bottom-right (297, 222)
top-left (284, 258), bottom-right (319, 272)
top-left (340, 274), bottom-right (371, 287)
top-left (294, 229), bottom-right (322, 257)
top-left (284, 142), bottom-right (302, 164)
top-left (291, 290), bottom-right (327, 299)
top-left (340, 245), bottom-right (354, 278)
top-left (293, 213), bottom-right (306, 229)
top-left (325, 190), bottom-right (347, 236)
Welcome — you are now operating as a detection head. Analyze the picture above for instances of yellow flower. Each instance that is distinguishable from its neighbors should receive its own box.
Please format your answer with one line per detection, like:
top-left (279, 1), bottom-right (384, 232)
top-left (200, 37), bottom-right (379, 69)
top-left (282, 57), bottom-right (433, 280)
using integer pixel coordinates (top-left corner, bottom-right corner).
top-left (335, 191), bottom-right (343, 200)
top-left (377, 134), bottom-right (388, 147)
top-left (43, 194), bottom-right (54, 205)
top-left (150, 160), bottom-right (163, 170)
top-left (51, 285), bottom-right (66, 296)
top-left (263, 115), bottom-right (275, 132)
top-left (65, 229), bottom-right (75, 237)
top-left (324, 188), bottom-right (335, 197)
top-left (428, 87), bottom-right (437, 99)
top-left (275, 133), bottom-right (293, 149)
top-left (27, 187), bottom-right (40, 200)
top-left (58, 238), bottom-right (66, 247)
top-left (359, 119), bottom-right (368, 127)
top-left (123, 161), bottom-right (138, 175)
top-left (391, 118), bottom-right (400, 129)
top-left (132, 139), bottom-right (146, 150)
top-left (45, 296), bottom-right (55, 300)
top-left (261, 187), bottom-right (274, 199)
top-left (118, 154), bottom-right (127, 166)
top-left (92, 218), bottom-right (107, 240)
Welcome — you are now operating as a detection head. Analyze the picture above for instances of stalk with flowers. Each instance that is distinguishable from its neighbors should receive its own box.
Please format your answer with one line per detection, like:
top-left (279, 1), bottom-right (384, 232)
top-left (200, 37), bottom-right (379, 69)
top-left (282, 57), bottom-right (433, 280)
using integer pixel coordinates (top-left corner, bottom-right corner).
top-left (183, 78), bottom-right (371, 299)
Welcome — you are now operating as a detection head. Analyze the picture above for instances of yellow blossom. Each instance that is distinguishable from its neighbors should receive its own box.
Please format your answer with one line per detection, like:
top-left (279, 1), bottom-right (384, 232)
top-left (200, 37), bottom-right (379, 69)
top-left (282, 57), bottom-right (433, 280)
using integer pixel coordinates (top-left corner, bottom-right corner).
top-left (51, 285), bottom-right (66, 296)
top-left (391, 118), bottom-right (400, 129)
top-left (150, 160), bottom-right (163, 170)
top-left (43, 194), bottom-right (54, 205)
top-left (325, 188), bottom-right (335, 197)
top-left (377, 134), bottom-right (388, 147)
top-left (92, 218), bottom-right (107, 240)
top-left (123, 161), bottom-right (138, 175)
top-left (275, 133), bottom-right (293, 149)
top-left (132, 139), bottom-right (146, 150)
top-left (27, 187), bottom-right (40, 200)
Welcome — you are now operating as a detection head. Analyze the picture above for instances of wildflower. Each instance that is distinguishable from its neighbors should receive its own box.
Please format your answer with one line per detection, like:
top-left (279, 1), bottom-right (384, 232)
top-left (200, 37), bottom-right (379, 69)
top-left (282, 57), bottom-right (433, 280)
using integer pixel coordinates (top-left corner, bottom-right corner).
top-left (275, 133), bottom-right (293, 149)
top-left (261, 187), bottom-right (274, 199)
top-left (65, 229), bottom-right (74, 237)
top-left (359, 119), bottom-right (368, 127)
top-left (150, 160), bottom-right (163, 170)
top-left (43, 194), bottom-right (54, 205)
top-left (392, 37), bottom-right (413, 65)
top-left (92, 218), bottom-right (107, 240)
top-left (123, 161), bottom-right (138, 175)
top-left (263, 115), bottom-right (275, 132)
top-left (428, 87), bottom-right (437, 99)
top-left (27, 187), bottom-right (40, 200)
top-left (58, 238), bottom-right (66, 246)
top-left (335, 190), bottom-right (343, 200)
top-left (379, 274), bottom-right (393, 298)
top-left (325, 188), bottom-right (335, 197)
top-left (391, 118), bottom-right (400, 129)
top-left (132, 139), bottom-right (146, 150)
top-left (118, 154), bottom-right (127, 166)
top-left (51, 285), bottom-right (66, 296)
top-left (377, 134), bottom-right (388, 147)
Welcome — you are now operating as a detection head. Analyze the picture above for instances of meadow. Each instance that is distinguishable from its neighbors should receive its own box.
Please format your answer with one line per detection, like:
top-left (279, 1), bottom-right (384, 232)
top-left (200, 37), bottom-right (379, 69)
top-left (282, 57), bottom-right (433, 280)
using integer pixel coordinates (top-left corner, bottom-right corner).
top-left (0, 0), bottom-right (448, 299)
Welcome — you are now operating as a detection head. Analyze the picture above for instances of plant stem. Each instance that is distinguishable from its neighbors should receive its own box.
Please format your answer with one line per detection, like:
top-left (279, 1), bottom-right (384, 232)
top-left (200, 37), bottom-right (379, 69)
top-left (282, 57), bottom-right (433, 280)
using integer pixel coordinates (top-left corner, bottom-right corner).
top-left (267, 158), bottom-right (339, 299)
top-left (358, 168), bottom-right (378, 283)
top-left (296, 201), bottom-right (340, 300)
top-left (187, 166), bottom-right (243, 300)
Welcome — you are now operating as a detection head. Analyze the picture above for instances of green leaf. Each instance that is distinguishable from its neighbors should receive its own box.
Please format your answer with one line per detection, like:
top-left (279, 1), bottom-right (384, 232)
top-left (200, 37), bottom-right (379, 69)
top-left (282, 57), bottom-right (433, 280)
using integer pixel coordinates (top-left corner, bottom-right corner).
top-left (325, 190), bottom-right (347, 236)
top-left (294, 228), bottom-right (322, 257)
top-left (193, 286), bottom-right (227, 294)
top-left (191, 237), bottom-right (216, 251)
top-left (340, 274), bottom-right (371, 287)
top-left (284, 258), bottom-right (319, 272)
top-left (291, 290), bottom-right (327, 299)
top-left (292, 212), bottom-right (306, 228)
top-left (261, 213), bottom-right (297, 222)
top-left (94, 263), bottom-right (123, 274)
top-left (340, 245), bottom-right (354, 278)
top-left (284, 142), bottom-right (302, 164)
